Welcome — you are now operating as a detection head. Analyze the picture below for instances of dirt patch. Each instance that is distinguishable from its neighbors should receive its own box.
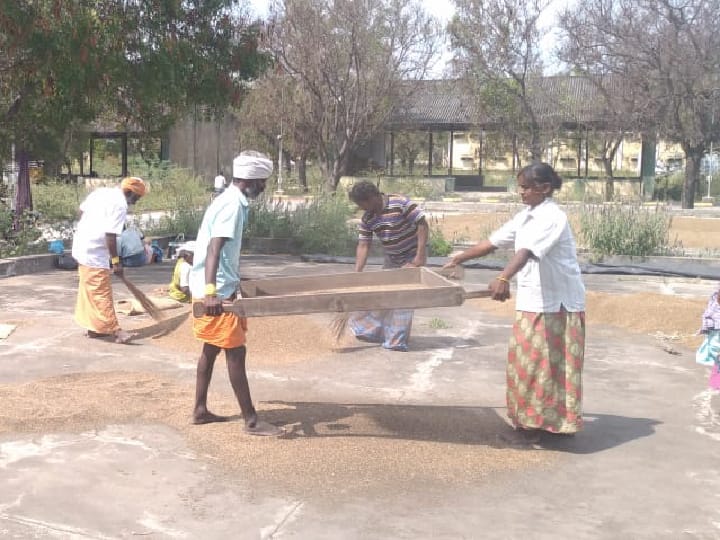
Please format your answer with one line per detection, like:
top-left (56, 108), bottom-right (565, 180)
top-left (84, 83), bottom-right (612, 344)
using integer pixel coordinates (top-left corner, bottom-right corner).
top-left (0, 372), bottom-right (548, 494)
top-left (430, 212), bottom-right (511, 243)
top-left (669, 216), bottom-right (720, 250)
top-left (434, 212), bottom-right (720, 250)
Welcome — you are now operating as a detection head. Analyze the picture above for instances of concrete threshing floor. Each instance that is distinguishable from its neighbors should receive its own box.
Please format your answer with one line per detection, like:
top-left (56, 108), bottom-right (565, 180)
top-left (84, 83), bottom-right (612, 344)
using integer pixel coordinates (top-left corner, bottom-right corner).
top-left (1, 256), bottom-right (718, 539)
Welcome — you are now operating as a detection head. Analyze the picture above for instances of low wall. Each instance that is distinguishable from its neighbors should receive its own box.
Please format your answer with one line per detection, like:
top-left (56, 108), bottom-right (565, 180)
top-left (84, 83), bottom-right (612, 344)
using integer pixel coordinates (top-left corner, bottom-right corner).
top-left (555, 177), bottom-right (643, 201)
top-left (0, 253), bottom-right (57, 278)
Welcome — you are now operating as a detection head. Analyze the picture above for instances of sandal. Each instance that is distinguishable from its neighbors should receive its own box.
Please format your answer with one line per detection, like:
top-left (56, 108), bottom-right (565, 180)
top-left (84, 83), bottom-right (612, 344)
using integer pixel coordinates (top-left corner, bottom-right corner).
top-left (86, 330), bottom-right (111, 339)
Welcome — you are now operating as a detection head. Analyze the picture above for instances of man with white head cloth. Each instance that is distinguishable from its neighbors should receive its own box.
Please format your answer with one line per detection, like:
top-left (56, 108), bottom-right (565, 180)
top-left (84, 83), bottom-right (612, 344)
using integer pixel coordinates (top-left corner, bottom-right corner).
top-left (189, 150), bottom-right (281, 435)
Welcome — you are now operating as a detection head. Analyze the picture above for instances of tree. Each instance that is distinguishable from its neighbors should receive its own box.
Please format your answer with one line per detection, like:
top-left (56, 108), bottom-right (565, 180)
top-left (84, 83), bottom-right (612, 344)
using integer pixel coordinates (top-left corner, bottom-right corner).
top-left (269, 0), bottom-right (440, 191)
top-left (0, 0), bottom-right (269, 221)
top-left (448, 0), bottom-right (551, 163)
top-left (241, 71), bottom-right (317, 191)
top-left (551, 74), bottom-right (635, 201)
top-left (558, 0), bottom-right (720, 209)
top-left (393, 131), bottom-right (427, 175)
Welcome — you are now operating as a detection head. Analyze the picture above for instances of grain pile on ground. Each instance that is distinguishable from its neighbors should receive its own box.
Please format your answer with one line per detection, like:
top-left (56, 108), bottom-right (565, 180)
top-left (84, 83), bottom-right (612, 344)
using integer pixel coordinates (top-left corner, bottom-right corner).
top-left (4, 258), bottom-right (712, 494)
top-left (127, 310), bottom-right (356, 364)
top-left (467, 290), bottom-right (706, 347)
top-left (0, 372), bottom-right (549, 494)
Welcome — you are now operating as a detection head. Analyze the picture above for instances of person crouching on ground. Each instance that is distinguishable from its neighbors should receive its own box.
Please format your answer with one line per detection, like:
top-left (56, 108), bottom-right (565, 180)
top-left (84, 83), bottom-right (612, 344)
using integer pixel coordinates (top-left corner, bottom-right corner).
top-left (443, 163), bottom-right (586, 444)
top-left (118, 223), bottom-right (147, 267)
top-left (188, 151), bottom-right (282, 435)
top-left (347, 181), bottom-right (428, 351)
top-left (168, 241), bottom-right (195, 303)
top-left (72, 176), bottom-right (147, 344)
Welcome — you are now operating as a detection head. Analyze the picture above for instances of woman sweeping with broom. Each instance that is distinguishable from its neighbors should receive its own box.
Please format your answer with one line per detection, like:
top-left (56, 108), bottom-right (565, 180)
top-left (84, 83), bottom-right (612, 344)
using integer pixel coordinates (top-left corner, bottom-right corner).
top-left (72, 176), bottom-right (147, 344)
top-left (443, 163), bottom-right (585, 444)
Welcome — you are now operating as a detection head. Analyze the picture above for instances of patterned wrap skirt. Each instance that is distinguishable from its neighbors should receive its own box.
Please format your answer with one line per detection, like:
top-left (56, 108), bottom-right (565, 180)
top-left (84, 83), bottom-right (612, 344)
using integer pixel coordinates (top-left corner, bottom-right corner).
top-left (349, 309), bottom-right (414, 351)
top-left (507, 309), bottom-right (585, 434)
top-left (348, 254), bottom-right (415, 351)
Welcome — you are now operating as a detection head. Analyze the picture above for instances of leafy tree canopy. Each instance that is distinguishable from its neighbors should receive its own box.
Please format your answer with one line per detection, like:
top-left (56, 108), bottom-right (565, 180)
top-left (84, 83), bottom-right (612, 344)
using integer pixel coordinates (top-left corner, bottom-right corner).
top-left (0, 0), bottom-right (270, 206)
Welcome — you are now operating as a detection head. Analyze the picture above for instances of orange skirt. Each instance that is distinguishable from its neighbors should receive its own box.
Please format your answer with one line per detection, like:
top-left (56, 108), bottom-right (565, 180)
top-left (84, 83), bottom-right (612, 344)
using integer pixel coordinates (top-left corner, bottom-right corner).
top-left (192, 302), bottom-right (248, 349)
top-left (74, 265), bottom-right (120, 334)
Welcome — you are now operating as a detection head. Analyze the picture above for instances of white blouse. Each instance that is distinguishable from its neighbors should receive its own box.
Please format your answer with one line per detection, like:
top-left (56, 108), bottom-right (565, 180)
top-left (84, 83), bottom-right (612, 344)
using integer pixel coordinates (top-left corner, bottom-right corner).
top-left (489, 198), bottom-right (585, 313)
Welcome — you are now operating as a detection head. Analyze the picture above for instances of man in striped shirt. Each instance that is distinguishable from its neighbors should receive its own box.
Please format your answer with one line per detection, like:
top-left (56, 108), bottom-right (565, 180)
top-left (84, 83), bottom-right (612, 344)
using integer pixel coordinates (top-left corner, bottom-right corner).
top-left (348, 181), bottom-right (429, 351)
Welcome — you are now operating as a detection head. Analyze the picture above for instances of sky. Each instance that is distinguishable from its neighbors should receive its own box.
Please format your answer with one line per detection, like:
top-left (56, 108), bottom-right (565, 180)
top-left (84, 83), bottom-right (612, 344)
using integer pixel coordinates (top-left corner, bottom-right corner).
top-left (246, 0), bottom-right (567, 76)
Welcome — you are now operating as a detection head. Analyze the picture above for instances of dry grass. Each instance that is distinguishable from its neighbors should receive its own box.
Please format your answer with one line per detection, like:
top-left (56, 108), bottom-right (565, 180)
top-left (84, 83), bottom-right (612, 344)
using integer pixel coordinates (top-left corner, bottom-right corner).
top-left (434, 212), bottom-right (720, 250)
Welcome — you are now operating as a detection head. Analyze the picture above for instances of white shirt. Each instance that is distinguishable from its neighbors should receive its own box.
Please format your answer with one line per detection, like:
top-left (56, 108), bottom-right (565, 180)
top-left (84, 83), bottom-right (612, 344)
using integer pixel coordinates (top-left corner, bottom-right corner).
top-left (72, 187), bottom-right (128, 269)
top-left (178, 260), bottom-right (191, 288)
top-left (489, 198), bottom-right (585, 312)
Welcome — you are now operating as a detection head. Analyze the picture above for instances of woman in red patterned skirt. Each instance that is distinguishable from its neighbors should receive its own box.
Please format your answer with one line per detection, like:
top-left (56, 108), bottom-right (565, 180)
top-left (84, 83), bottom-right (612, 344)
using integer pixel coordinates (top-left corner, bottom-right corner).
top-left (443, 162), bottom-right (585, 443)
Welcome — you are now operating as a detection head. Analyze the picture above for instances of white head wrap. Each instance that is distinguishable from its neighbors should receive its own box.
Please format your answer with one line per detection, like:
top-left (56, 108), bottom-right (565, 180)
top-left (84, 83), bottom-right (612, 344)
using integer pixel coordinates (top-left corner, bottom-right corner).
top-left (213, 175), bottom-right (226, 189)
top-left (180, 241), bottom-right (196, 253)
top-left (233, 151), bottom-right (273, 180)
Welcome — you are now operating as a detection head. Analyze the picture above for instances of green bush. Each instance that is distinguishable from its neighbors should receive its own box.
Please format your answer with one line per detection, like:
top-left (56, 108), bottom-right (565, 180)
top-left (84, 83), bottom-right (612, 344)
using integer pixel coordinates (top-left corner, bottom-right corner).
top-left (428, 225), bottom-right (454, 256)
top-left (128, 160), bottom-right (209, 238)
top-left (290, 194), bottom-right (357, 255)
top-left (0, 204), bottom-right (46, 258)
top-left (244, 192), bottom-right (357, 256)
top-left (33, 181), bottom-right (83, 222)
top-left (136, 161), bottom-right (208, 212)
top-left (578, 203), bottom-right (674, 258)
top-left (244, 198), bottom-right (295, 239)
top-left (243, 194), bottom-right (457, 257)
top-left (146, 208), bottom-right (205, 239)
top-left (30, 160), bottom-right (209, 240)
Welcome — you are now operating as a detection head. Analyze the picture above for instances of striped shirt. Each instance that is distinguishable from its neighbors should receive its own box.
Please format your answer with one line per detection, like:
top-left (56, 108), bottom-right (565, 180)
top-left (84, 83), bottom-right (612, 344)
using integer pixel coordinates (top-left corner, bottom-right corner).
top-left (358, 194), bottom-right (425, 267)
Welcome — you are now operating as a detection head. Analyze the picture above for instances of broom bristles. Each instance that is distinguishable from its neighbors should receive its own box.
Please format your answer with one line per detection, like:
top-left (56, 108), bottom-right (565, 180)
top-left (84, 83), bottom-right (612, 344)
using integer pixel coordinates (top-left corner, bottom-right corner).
top-left (329, 312), bottom-right (350, 343)
top-left (120, 275), bottom-right (164, 321)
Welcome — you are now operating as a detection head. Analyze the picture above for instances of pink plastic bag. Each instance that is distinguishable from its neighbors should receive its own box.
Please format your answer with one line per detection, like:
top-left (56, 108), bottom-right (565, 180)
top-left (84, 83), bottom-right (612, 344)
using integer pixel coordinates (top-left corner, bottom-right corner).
top-left (710, 364), bottom-right (720, 390)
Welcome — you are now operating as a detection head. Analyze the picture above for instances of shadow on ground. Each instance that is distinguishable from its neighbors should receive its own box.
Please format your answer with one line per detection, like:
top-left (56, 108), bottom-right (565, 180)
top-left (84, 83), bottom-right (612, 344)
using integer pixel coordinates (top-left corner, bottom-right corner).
top-left (255, 401), bottom-right (660, 453)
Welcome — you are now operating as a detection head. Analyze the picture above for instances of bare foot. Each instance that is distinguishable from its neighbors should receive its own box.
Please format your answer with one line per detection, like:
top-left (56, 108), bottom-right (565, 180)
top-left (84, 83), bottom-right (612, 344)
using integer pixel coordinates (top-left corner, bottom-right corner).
top-left (192, 411), bottom-right (230, 425)
top-left (244, 419), bottom-right (284, 437)
top-left (114, 330), bottom-right (138, 344)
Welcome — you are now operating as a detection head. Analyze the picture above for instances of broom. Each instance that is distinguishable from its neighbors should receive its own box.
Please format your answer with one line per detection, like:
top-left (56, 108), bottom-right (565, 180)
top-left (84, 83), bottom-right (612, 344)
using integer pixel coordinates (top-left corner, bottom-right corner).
top-left (118, 274), bottom-right (164, 321)
top-left (330, 312), bottom-right (351, 343)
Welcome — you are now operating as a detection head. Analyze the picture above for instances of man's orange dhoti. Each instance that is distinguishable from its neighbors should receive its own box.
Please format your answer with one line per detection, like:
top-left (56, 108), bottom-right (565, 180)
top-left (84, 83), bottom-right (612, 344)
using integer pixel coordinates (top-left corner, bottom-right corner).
top-left (74, 265), bottom-right (121, 334)
top-left (192, 305), bottom-right (247, 349)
